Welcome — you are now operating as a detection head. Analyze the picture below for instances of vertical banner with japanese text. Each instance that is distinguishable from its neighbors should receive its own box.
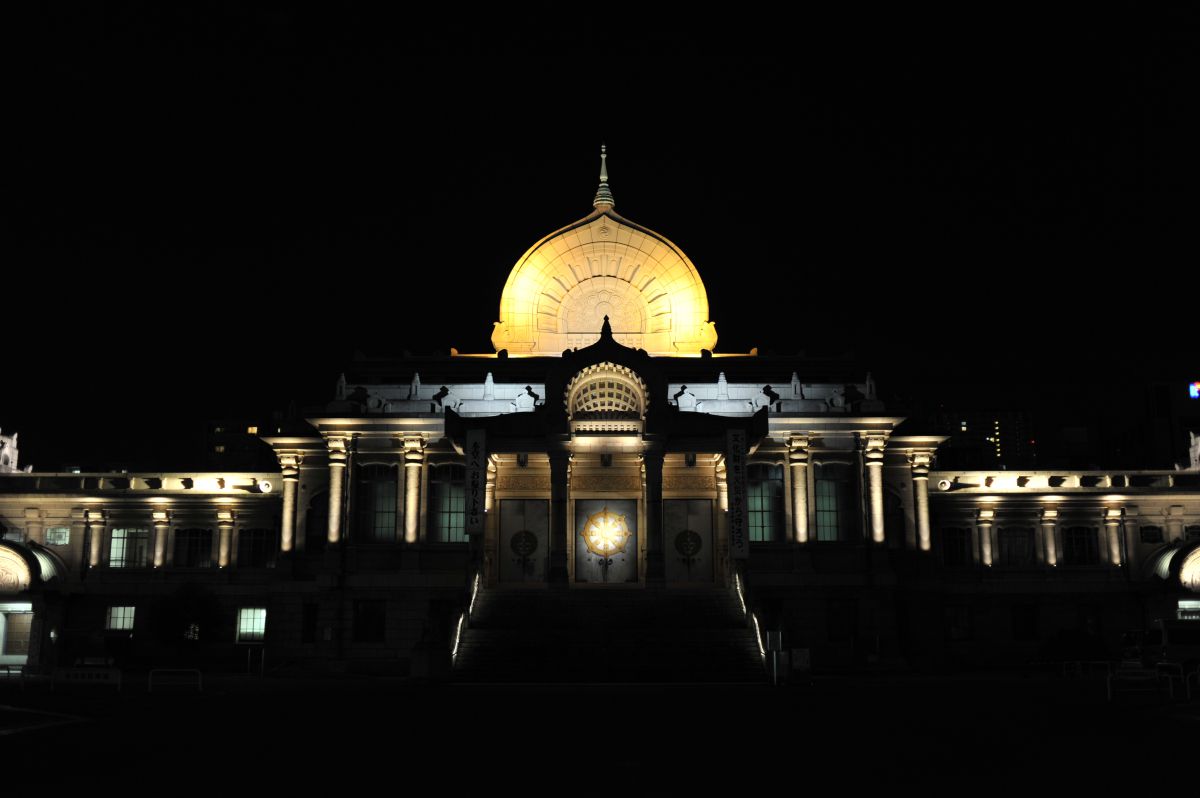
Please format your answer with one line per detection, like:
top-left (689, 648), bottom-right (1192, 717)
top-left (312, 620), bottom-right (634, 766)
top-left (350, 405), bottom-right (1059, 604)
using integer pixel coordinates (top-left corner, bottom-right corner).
top-left (726, 428), bottom-right (749, 559)
top-left (466, 430), bottom-right (486, 535)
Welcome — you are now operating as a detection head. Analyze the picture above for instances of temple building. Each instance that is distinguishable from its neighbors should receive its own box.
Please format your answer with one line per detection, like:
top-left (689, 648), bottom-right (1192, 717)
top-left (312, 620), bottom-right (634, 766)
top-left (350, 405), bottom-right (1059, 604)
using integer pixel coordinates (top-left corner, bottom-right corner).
top-left (3, 150), bottom-right (1200, 681)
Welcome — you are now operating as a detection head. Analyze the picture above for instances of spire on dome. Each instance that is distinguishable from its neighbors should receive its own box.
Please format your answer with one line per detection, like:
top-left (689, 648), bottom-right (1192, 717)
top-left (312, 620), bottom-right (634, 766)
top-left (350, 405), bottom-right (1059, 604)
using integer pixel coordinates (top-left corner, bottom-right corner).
top-left (593, 144), bottom-right (614, 209)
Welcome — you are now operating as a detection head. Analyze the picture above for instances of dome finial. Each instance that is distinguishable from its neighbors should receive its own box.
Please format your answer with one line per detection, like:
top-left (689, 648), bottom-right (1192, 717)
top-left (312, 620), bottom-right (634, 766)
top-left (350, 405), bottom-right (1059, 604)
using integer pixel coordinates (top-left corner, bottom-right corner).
top-left (593, 143), bottom-right (615, 209)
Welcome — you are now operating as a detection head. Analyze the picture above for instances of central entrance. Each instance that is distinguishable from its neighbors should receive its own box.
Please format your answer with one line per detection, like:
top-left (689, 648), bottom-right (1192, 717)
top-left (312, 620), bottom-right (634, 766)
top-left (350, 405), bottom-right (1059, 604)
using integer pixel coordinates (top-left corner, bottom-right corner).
top-left (574, 498), bottom-right (639, 584)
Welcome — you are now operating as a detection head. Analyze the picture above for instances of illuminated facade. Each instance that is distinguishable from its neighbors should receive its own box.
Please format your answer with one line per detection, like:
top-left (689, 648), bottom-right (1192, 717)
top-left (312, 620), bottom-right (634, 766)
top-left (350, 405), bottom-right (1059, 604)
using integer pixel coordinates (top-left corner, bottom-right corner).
top-left (3, 152), bottom-right (1200, 680)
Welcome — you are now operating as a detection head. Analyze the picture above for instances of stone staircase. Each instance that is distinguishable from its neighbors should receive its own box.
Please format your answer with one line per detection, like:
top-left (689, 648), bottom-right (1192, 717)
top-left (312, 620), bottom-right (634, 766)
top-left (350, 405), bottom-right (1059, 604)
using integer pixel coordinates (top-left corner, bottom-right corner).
top-left (452, 586), bottom-right (766, 683)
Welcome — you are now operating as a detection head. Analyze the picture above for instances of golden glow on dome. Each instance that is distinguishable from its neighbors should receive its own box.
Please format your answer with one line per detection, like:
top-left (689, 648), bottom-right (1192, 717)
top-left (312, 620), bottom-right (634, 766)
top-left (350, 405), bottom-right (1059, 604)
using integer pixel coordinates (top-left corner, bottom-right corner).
top-left (581, 508), bottom-right (632, 556)
top-left (1181, 548), bottom-right (1200, 592)
top-left (492, 207), bottom-right (718, 356)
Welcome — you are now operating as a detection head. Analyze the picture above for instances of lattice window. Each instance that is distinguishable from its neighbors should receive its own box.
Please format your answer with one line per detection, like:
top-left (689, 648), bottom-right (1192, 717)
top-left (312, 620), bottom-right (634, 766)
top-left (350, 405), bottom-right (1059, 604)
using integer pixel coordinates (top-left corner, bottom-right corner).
top-left (355, 464), bottom-right (397, 542)
top-left (106, 606), bottom-right (136, 631)
top-left (175, 528), bottom-right (214, 568)
top-left (109, 528), bottom-right (149, 568)
top-left (747, 464), bottom-right (784, 542)
top-left (428, 464), bottom-right (466, 543)
top-left (237, 608), bottom-right (267, 643)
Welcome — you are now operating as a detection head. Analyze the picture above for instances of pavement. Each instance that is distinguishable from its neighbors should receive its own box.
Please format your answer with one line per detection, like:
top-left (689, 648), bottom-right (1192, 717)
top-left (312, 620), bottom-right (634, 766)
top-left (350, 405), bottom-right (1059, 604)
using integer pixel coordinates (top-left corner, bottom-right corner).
top-left (0, 670), bottom-right (1193, 789)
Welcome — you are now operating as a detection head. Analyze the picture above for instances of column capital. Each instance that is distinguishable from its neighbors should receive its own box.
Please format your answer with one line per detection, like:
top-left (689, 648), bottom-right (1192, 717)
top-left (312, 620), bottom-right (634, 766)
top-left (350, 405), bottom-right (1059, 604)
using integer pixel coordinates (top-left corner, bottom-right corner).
top-left (859, 433), bottom-right (888, 462)
top-left (85, 509), bottom-right (106, 524)
top-left (151, 509), bottom-right (171, 524)
top-left (908, 451), bottom-right (934, 474)
top-left (787, 434), bottom-right (811, 450)
top-left (402, 435), bottom-right (426, 463)
top-left (977, 507), bottom-right (995, 523)
top-left (1040, 506), bottom-right (1059, 521)
top-left (1104, 506), bottom-right (1125, 521)
top-left (326, 436), bottom-right (350, 464)
top-left (277, 452), bottom-right (304, 474)
top-left (216, 508), bottom-right (236, 525)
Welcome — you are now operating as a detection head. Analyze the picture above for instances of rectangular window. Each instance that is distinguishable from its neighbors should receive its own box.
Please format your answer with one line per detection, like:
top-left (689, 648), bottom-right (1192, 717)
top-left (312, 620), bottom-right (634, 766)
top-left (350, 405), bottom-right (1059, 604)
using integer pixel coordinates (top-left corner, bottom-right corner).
top-left (237, 608), bottom-right (267, 643)
top-left (747, 465), bottom-right (784, 542)
top-left (175, 529), bottom-right (214, 568)
top-left (106, 606), bottom-right (136, 631)
top-left (352, 600), bottom-right (386, 643)
top-left (815, 479), bottom-right (841, 542)
top-left (1140, 525), bottom-right (1164, 544)
top-left (237, 528), bottom-right (277, 568)
top-left (109, 528), bottom-right (150, 568)
top-left (428, 465), bottom-right (466, 543)
top-left (45, 526), bottom-right (70, 545)
top-left (814, 463), bottom-right (856, 542)
top-left (1062, 526), bottom-right (1100, 566)
top-left (2, 612), bottom-right (33, 655)
top-left (997, 527), bottom-right (1034, 567)
top-left (355, 465), bottom-right (398, 542)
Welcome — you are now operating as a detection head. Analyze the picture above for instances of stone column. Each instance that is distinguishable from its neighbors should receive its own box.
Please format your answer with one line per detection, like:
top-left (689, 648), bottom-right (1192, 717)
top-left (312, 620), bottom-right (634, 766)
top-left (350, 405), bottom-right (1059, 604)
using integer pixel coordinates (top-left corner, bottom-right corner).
top-left (788, 436), bottom-right (810, 544)
top-left (485, 459), bottom-right (497, 513)
top-left (217, 510), bottom-right (234, 568)
top-left (278, 454), bottom-right (302, 553)
top-left (715, 458), bottom-right (730, 583)
top-left (548, 451), bottom-right (569, 585)
top-left (1104, 507), bottom-right (1124, 566)
top-left (977, 508), bottom-right (995, 567)
top-left (326, 436), bottom-right (349, 544)
top-left (861, 434), bottom-right (888, 543)
top-left (403, 436), bottom-right (425, 544)
top-left (910, 452), bottom-right (933, 552)
top-left (86, 509), bottom-right (106, 568)
top-left (644, 450), bottom-right (665, 585)
top-left (152, 510), bottom-right (170, 568)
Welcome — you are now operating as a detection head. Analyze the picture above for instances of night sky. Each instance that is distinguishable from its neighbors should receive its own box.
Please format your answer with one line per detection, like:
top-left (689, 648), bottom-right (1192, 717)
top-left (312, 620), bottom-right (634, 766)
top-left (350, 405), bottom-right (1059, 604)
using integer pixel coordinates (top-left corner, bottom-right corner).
top-left (8, 8), bottom-right (1195, 470)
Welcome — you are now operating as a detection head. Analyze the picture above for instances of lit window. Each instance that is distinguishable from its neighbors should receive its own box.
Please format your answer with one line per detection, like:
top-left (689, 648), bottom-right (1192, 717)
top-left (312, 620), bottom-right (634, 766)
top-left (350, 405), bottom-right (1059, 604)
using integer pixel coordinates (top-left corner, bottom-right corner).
top-left (1179, 600), bottom-right (1200, 621)
top-left (109, 528), bottom-right (150, 568)
top-left (214, 445), bottom-right (226, 454)
top-left (747, 464), bottom-right (784, 542)
top-left (237, 608), bottom-right (267, 642)
top-left (428, 464), bottom-right (467, 543)
top-left (356, 465), bottom-right (398, 542)
top-left (106, 606), bottom-right (136, 631)
top-left (45, 526), bottom-right (70, 545)
top-left (246, 426), bottom-right (258, 434)
top-left (814, 463), bottom-right (855, 542)
top-left (1, 612), bottom-right (33, 655)
top-left (1190, 382), bottom-right (1200, 399)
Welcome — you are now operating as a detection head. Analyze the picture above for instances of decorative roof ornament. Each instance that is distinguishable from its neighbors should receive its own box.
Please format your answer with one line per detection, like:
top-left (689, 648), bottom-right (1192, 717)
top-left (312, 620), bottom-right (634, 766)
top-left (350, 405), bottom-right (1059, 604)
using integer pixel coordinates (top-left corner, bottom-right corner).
top-left (593, 144), bottom-right (615, 209)
top-left (600, 314), bottom-right (613, 341)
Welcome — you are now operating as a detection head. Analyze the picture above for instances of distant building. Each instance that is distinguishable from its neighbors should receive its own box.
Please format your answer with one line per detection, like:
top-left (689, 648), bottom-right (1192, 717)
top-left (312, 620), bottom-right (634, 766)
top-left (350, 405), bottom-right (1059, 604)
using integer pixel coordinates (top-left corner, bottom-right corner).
top-left (3, 151), bottom-right (1200, 680)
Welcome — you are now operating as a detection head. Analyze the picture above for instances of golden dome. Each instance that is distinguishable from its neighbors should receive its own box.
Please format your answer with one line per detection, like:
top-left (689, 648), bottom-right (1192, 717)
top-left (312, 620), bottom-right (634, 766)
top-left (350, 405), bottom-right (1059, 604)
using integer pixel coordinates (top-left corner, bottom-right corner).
top-left (490, 149), bottom-right (718, 356)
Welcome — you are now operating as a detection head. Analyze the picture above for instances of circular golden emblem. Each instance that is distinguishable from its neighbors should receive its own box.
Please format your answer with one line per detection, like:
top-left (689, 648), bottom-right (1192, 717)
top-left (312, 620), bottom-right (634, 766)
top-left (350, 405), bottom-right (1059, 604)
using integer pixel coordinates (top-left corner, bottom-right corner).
top-left (581, 507), bottom-right (632, 556)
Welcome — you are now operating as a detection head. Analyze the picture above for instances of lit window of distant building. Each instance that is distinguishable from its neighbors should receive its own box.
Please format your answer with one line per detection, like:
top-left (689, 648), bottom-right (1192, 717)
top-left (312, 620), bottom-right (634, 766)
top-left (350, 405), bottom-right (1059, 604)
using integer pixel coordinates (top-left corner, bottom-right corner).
top-left (106, 606), bottom-right (136, 631)
top-left (109, 528), bottom-right (149, 568)
top-left (44, 526), bottom-right (70, 545)
top-left (237, 608), bottom-right (267, 642)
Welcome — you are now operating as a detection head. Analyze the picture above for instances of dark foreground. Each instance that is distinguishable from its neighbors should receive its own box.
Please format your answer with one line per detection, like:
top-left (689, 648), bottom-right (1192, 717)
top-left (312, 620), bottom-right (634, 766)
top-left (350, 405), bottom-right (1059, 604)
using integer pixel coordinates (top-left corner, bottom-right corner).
top-left (2, 671), bottom-right (1195, 789)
